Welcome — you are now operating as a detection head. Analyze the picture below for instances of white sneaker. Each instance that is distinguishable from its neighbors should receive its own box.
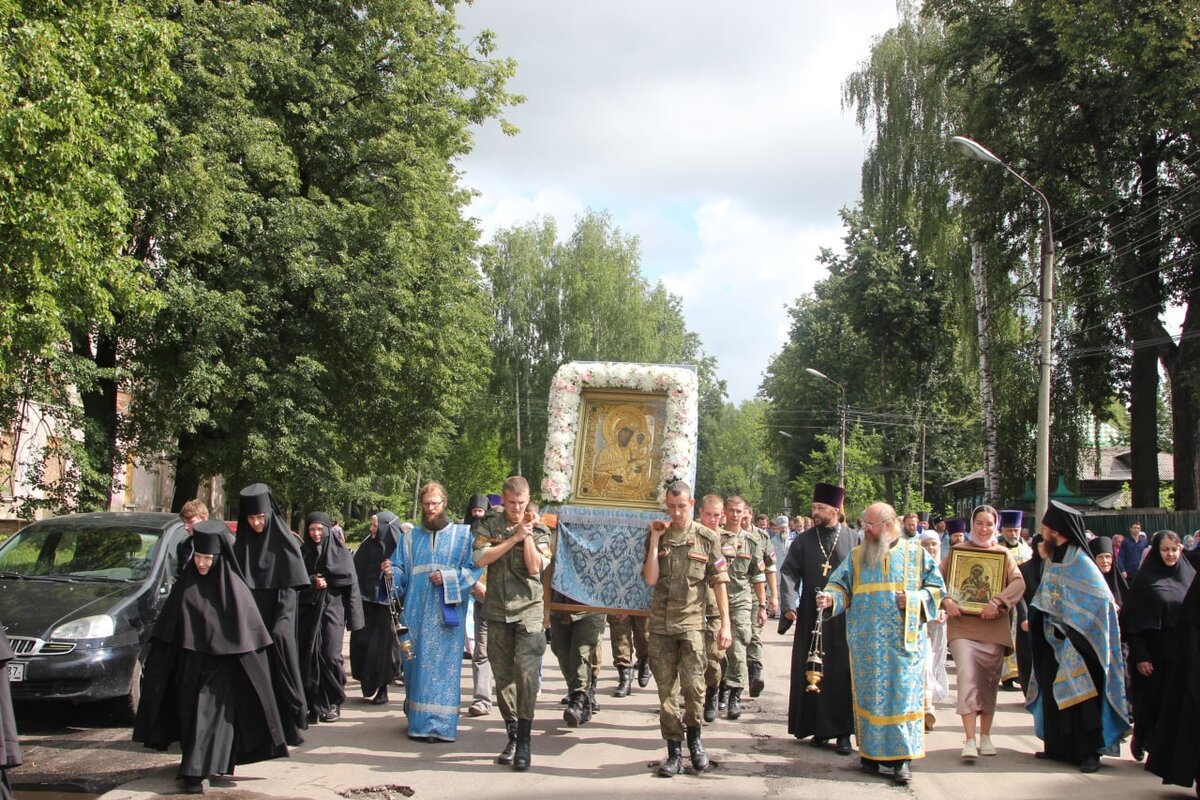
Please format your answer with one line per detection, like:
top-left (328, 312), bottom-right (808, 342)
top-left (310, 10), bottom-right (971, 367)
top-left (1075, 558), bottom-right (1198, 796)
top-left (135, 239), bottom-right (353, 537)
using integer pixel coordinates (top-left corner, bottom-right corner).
top-left (979, 735), bottom-right (997, 756)
top-left (961, 739), bottom-right (979, 760)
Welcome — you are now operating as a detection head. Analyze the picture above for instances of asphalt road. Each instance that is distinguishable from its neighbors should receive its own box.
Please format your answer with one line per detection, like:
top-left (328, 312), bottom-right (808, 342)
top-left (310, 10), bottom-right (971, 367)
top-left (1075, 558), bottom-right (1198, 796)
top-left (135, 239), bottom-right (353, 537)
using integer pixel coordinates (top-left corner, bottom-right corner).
top-left (8, 621), bottom-right (1198, 800)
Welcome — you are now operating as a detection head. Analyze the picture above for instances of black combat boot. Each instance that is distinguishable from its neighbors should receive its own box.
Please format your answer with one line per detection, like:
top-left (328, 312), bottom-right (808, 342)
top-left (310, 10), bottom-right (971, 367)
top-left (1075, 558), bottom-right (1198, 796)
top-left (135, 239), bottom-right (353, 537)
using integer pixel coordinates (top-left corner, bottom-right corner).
top-left (513, 718), bottom-right (532, 771)
top-left (588, 674), bottom-right (599, 712)
top-left (636, 657), bottom-right (651, 688)
top-left (726, 687), bottom-right (743, 720)
top-left (717, 682), bottom-right (729, 711)
top-left (496, 721), bottom-right (518, 765)
top-left (748, 662), bottom-right (765, 697)
top-left (563, 691), bottom-right (587, 727)
top-left (613, 667), bottom-right (632, 697)
top-left (703, 685), bottom-right (719, 723)
top-left (686, 725), bottom-right (709, 772)
top-left (657, 740), bottom-right (683, 777)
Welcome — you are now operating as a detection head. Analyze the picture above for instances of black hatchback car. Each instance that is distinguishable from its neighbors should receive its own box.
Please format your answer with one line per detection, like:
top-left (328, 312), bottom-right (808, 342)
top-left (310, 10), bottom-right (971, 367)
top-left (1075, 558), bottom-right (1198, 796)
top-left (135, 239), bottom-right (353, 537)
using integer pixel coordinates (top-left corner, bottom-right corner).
top-left (0, 511), bottom-right (187, 720)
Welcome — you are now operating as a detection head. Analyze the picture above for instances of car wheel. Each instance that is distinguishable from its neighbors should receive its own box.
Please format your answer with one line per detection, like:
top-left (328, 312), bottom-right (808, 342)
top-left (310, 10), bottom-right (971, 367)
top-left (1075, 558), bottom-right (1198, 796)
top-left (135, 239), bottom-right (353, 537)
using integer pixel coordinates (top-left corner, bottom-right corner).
top-left (115, 656), bottom-right (142, 724)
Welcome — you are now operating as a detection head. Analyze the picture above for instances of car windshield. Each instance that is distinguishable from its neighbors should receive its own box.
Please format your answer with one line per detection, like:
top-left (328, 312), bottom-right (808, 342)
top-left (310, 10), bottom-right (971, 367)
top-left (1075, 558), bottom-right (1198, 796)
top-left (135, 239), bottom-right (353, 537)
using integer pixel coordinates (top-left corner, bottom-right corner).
top-left (0, 525), bottom-right (162, 582)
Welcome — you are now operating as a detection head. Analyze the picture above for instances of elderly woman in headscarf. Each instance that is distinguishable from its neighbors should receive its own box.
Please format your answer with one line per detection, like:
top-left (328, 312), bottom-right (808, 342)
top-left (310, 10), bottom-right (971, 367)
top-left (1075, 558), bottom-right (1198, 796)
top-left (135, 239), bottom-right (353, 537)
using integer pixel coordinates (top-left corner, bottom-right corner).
top-left (135, 521), bottom-right (288, 794)
top-left (1120, 530), bottom-right (1195, 762)
top-left (1088, 536), bottom-right (1128, 608)
top-left (919, 529), bottom-right (948, 731)
top-left (349, 511), bottom-right (404, 704)
top-left (298, 512), bottom-right (364, 723)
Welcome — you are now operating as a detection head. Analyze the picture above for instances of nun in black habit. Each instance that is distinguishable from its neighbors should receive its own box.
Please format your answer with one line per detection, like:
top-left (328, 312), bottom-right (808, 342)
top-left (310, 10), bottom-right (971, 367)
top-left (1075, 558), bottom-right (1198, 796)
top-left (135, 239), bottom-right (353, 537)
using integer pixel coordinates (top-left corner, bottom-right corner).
top-left (1146, 543), bottom-right (1200, 794)
top-left (133, 521), bottom-right (288, 794)
top-left (298, 511), bottom-right (364, 723)
top-left (1088, 536), bottom-right (1128, 607)
top-left (349, 511), bottom-right (403, 704)
top-left (1120, 530), bottom-right (1194, 761)
top-left (233, 483), bottom-right (310, 745)
top-left (0, 628), bottom-right (21, 800)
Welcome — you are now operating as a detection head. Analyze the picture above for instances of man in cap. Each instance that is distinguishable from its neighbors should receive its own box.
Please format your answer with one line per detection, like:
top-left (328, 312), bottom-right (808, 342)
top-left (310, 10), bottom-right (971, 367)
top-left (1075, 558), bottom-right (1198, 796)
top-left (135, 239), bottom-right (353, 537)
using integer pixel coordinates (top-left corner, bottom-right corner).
top-left (1027, 500), bottom-right (1129, 772)
top-left (780, 482), bottom-right (855, 754)
top-left (644, 482), bottom-right (731, 777)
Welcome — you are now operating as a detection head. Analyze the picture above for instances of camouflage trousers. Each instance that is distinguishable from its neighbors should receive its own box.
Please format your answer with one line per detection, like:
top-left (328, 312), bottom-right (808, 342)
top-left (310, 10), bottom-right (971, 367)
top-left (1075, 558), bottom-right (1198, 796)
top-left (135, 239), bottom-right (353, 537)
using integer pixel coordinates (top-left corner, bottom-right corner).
top-left (648, 630), bottom-right (706, 741)
top-left (704, 616), bottom-right (723, 687)
top-left (550, 612), bottom-right (606, 694)
top-left (488, 619), bottom-right (546, 722)
top-left (720, 601), bottom-right (754, 688)
top-left (607, 613), bottom-right (650, 667)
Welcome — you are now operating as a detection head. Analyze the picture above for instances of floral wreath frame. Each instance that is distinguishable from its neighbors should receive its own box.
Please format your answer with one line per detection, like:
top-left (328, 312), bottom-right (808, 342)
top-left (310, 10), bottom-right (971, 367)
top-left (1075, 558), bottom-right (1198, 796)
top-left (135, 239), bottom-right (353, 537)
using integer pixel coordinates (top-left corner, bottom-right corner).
top-left (542, 361), bottom-right (699, 506)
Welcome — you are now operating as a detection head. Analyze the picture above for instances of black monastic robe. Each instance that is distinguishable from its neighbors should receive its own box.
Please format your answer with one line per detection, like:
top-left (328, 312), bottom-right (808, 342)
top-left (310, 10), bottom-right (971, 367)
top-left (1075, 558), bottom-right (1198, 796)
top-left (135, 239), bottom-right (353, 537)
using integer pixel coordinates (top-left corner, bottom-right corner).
top-left (299, 513), bottom-right (364, 717)
top-left (780, 524), bottom-right (855, 740)
top-left (349, 512), bottom-right (402, 699)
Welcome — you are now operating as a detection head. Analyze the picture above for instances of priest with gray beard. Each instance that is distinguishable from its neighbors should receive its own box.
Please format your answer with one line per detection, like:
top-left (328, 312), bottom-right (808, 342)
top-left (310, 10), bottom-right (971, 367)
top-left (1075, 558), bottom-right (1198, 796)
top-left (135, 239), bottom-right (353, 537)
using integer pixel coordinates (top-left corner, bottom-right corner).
top-left (780, 482), bottom-right (856, 755)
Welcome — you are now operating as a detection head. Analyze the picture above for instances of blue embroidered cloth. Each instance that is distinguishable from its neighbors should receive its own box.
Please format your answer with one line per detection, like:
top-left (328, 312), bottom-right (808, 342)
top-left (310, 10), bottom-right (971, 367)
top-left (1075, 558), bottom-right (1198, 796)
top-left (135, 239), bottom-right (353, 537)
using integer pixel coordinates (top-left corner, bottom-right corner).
top-left (550, 504), bottom-right (659, 610)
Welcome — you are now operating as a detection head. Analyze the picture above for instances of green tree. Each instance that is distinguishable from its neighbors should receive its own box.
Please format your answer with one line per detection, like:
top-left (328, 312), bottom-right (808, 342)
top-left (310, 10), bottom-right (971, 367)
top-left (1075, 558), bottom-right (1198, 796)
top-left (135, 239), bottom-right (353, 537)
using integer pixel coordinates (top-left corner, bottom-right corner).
top-left (115, 0), bottom-right (520, 513)
top-left (0, 0), bottom-right (177, 508)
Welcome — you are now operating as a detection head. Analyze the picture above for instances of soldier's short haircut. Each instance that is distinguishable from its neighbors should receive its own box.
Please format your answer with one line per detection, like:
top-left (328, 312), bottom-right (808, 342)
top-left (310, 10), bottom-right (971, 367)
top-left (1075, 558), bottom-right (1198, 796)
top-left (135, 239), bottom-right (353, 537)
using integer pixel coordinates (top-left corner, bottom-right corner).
top-left (727, 495), bottom-right (747, 508)
top-left (700, 493), bottom-right (724, 509)
top-left (666, 481), bottom-right (692, 499)
top-left (503, 475), bottom-right (530, 496)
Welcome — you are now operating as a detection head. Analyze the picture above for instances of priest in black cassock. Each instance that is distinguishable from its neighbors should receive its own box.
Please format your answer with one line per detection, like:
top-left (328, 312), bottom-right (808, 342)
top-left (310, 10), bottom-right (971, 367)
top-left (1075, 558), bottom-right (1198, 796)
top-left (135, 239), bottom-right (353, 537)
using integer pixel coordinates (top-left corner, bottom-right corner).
top-left (350, 511), bottom-right (403, 704)
top-left (780, 482), bottom-right (855, 755)
top-left (298, 511), bottom-right (364, 723)
top-left (134, 521), bottom-right (288, 794)
top-left (233, 483), bottom-right (311, 745)
top-left (1026, 500), bottom-right (1129, 773)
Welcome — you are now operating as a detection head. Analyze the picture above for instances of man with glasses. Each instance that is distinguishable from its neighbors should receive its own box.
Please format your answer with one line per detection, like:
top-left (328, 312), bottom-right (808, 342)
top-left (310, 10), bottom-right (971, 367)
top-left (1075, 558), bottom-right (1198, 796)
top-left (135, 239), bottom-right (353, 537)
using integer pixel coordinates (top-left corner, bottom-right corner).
top-left (816, 502), bottom-right (945, 786)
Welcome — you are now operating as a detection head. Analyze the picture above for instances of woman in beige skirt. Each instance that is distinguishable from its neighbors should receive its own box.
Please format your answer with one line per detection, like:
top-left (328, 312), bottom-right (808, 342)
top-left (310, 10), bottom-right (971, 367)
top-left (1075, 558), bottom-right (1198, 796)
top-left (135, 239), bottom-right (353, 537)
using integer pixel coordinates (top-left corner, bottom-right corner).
top-left (941, 505), bottom-right (1024, 759)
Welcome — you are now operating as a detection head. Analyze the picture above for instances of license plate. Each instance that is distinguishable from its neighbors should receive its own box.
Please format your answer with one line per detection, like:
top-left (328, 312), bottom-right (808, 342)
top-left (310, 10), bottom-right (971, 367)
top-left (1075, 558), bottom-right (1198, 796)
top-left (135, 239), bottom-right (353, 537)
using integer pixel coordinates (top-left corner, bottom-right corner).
top-left (7, 662), bottom-right (24, 682)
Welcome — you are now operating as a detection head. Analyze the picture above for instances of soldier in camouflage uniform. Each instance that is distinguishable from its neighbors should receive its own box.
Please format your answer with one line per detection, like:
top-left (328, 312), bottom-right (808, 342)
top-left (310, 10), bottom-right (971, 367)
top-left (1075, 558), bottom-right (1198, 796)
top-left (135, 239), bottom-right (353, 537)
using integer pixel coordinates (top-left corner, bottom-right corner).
top-left (720, 499), bottom-right (767, 719)
top-left (740, 502), bottom-right (778, 697)
top-left (643, 482), bottom-right (731, 778)
top-left (607, 613), bottom-right (650, 696)
top-left (473, 476), bottom-right (553, 771)
top-left (549, 590), bottom-right (605, 726)
top-left (697, 495), bottom-right (728, 723)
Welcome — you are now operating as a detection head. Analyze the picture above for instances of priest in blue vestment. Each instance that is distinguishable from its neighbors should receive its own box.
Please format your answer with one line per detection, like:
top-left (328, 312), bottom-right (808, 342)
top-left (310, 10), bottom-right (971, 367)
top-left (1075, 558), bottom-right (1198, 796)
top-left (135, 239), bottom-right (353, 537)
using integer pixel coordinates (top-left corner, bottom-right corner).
top-left (817, 502), bottom-right (945, 786)
top-left (388, 482), bottom-right (482, 742)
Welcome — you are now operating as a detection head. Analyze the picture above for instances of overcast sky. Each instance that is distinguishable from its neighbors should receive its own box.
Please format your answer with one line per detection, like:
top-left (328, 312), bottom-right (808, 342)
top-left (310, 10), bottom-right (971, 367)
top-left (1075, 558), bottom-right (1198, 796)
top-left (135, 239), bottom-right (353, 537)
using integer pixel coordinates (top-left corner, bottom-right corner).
top-left (456, 2), bottom-right (900, 403)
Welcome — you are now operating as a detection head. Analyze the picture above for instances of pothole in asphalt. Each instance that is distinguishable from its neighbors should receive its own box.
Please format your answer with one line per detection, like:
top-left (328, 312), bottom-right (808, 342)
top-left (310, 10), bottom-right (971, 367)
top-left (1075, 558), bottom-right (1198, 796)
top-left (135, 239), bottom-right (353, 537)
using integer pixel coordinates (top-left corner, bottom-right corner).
top-left (340, 786), bottom-right (414, 799)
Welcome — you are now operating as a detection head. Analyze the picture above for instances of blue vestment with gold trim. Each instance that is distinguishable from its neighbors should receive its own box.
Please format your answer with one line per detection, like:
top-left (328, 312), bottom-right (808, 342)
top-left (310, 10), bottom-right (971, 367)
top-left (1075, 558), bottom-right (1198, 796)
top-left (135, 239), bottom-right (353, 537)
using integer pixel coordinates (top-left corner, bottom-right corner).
top-left (826, 538), bottom-right (945, 761)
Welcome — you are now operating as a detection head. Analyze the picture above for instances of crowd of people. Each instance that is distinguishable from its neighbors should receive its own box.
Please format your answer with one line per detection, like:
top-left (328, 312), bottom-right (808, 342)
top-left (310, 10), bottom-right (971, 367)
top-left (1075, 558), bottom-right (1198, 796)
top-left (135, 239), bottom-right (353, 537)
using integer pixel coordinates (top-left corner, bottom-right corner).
top-left (118, 476), bottom-right (1200, 796)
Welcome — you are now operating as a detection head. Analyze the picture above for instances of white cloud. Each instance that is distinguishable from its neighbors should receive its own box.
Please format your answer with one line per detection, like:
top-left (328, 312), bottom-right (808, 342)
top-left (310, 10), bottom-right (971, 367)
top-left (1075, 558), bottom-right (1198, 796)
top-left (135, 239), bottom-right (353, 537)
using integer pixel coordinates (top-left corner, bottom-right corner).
top-left (455, 1), bottom-right (899, 401)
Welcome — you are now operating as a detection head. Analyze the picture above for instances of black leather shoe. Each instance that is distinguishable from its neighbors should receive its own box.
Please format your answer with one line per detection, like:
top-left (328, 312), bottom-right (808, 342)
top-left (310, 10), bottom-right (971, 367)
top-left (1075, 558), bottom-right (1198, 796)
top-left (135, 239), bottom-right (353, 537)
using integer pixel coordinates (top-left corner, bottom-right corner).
top-left (636, 657), bottom-right (651, 688)
top-left (306, 710), bottom-right (319, 724)
top-left (657, 740), bottom-right (683, 777)
top-left (1079, 754), bottom-right (1100, 773)
top-left (810, 738), bottom-right (828, 748)
top-left (319, 706), bottom-right (341, 723)
top-left (717, 683), bottom-right (728, 711)
top-left (563, 692), bottom-right (587, 727)
top-left (686, 725), bottom-right (709, 772)
top-left (859, 757), bottom-right (878, 773)
top-left (835, 735), bottom-right (852, 755)
top-left (496, 721), bottom-right (517, 765)
top-left (181, 777), bottom-right (206, 795)
top-left (371, 686), bottom-right (389, 705)
top-left (893, 761), bottom-right (911, 785)
top-left (613, 667), bottom-right (632, 697)
top-left (1131, 735), bottom-right (1144, 762)
top-left (703, 686), bottom-right (718, 723)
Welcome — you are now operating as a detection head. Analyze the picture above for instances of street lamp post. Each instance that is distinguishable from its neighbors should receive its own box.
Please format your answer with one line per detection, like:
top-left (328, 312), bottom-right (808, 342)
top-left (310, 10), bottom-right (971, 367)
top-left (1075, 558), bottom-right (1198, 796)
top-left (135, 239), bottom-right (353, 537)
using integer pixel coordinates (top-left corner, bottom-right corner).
top-left (805, 367), bottom-right (846, 488)
top-left (949, 135), bottom-right (1056, 527)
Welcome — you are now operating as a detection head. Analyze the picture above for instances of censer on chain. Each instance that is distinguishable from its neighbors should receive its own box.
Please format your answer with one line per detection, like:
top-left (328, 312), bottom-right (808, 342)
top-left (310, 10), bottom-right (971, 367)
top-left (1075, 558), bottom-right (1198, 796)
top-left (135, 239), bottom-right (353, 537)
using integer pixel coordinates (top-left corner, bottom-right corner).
top-left (805, 606), bottom-right (826, 693)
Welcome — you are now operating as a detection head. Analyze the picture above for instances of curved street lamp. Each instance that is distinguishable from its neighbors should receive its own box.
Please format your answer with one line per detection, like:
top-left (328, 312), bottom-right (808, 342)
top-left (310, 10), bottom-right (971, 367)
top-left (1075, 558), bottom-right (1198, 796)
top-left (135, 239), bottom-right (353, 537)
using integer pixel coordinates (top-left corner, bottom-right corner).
top-left (805, 367), bottom-right (846, 488)
top-left (949, 135), bottom-right (1056, 527)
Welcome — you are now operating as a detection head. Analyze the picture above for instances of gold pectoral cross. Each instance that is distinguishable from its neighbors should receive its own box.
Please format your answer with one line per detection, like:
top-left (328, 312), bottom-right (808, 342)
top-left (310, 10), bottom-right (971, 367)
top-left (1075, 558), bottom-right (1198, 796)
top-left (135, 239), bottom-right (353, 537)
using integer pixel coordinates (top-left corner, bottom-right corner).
top-left (821, 561), bottom-right (832, 577)
top-left (1048, 586), bottom-right (1061, 603)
